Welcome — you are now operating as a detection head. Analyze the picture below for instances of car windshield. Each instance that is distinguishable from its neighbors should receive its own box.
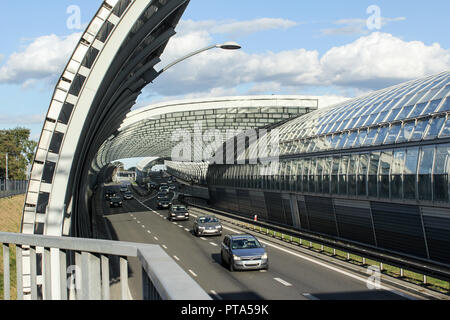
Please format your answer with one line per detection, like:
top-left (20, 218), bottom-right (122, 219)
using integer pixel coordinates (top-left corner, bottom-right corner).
top-left (111, 197), bottom-right (121, 201)
top-left (231, 237), bottom-right (261, 250)
top-left (199, 217), bottom-right (218, 223)
top-left (173, 206), bottom-right (186, 212)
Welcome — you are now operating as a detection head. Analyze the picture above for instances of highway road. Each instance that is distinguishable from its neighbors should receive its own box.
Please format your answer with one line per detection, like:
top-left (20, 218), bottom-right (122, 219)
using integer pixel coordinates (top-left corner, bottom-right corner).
top-left (100, 178), bottom-right (412, 300)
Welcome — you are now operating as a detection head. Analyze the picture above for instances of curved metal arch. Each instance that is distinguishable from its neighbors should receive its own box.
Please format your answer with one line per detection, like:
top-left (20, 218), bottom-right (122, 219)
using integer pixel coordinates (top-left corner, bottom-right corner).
top-left (22, 0), bottom-right (190, 237)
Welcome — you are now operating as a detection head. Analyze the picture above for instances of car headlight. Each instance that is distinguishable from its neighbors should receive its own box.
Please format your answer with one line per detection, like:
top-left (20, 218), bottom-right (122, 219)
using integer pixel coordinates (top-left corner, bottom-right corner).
top-left (233, 255), bottom-right (241, 261)
top-left (215, 225), bottom-right (222, 229)
top-left (198, 226), bottom-right (205, 230)
top-left (261, 253), bottom-right (268, 260)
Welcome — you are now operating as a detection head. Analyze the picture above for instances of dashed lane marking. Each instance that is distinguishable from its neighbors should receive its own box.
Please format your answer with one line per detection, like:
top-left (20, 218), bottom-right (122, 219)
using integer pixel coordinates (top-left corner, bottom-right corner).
top-left (303, 293), bottom-right (320, 300)
top-left (210, 290), bottom-right (223, 300)
top-left (188, 269), bottom-right (198, 277)
top-left (274, 278), bottom-right (293, 287)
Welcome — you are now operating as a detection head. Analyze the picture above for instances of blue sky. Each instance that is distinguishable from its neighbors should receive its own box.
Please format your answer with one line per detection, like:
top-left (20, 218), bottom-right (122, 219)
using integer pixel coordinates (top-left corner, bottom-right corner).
top-left (0, 0), bottom-right (449, 144)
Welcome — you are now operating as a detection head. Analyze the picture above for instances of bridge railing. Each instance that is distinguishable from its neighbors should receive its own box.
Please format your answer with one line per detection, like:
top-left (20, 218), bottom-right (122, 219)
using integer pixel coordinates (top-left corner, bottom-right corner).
top-left (0, 232), bottom-right (211, 300)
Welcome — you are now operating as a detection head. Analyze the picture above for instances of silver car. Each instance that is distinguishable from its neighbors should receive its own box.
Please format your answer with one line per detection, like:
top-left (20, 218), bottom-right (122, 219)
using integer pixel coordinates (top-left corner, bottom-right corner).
top-left (193, 216), bottom-right (222, 237)
top-left (221, 234), bottom-right (268, 271)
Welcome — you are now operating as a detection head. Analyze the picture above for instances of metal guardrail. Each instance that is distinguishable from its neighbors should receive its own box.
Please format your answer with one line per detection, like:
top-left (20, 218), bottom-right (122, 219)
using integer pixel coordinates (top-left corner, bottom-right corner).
top-left (0, 179), bottom-right (28, 199)
top-left (0, 232), bottom-right (211, 300)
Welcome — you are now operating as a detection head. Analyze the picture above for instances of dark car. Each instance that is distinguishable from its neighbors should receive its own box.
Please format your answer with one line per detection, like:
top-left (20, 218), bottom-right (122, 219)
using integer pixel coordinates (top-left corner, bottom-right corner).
top-left (120, 186), bottom-right (129, 193)
top-left (123, 191), bottom-right (133, 200)
top-left (149, 182), bottom-right (158, 189)
top-left (193, 216), bottom-right (222, 237)
top-left (157, 192), bottom-right (169, 201)
top-left (168, 205), bottom-right (189, 221)
top-left (105, 189), bottom-right (116, 200)
top-left (109, 196), bottom-right (123, 208)
top-left (221, 234), bottom-right (268, 272)
top-left (157, 196), bottom-right (171, 209)
top-left (159, 185), bottom-right (170, 193)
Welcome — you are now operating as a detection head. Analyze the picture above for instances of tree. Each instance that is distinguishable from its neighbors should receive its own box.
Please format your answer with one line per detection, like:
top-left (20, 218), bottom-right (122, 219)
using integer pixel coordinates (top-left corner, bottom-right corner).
top-left (0, 128), bottom-right (37, 180)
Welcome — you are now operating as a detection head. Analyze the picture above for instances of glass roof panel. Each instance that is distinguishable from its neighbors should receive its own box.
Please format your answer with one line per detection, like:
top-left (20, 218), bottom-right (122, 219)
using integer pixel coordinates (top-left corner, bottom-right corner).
top-left (439, 116), bottom-right (450, 138)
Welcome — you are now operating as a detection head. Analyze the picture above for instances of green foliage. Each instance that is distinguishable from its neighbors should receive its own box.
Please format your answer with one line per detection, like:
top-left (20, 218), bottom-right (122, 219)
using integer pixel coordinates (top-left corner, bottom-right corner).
top-left (0, 128), bottom-right (37, 180)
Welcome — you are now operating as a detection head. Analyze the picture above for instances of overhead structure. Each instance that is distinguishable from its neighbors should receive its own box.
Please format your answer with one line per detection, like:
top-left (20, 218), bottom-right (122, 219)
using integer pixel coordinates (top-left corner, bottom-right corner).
top-left (22, 0), bottom-right (191, 237)
top-left (94, 95), bottom-right (318, 166)
top-left (167, 71), bottom-right (450, 267)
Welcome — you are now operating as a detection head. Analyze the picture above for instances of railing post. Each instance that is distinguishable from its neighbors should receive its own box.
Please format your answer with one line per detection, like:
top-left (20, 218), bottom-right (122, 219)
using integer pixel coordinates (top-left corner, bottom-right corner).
top-left (16, 245), bottom-right (23, 300)
top-left (120, 257), bottom-right (129, 300)
top-left (43, 247), bottom-right (52, 300)
top-left (3, 243), bottom-right (10, 300)
top-left (30, 246), bottom-right (38, 300)
top-left (59, 249), bottom-right (67, 300)
top-left (101, 255), bottom-right (110, 300)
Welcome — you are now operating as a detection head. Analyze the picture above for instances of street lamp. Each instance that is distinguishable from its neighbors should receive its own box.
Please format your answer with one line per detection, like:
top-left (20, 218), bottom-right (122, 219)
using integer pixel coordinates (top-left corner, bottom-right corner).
top-left (158, 42), bottom-right (242, 74)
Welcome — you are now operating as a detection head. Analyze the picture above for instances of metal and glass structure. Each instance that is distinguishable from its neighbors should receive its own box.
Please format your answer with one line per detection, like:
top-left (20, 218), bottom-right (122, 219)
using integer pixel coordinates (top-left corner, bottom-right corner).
top-left (168, 71), bottom-right (450, 267)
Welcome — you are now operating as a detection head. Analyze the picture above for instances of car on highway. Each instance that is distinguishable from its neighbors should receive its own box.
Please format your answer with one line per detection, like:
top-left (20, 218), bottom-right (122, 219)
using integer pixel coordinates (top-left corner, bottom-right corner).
top-left (168, 183), bottom-right (176, 190)
top-left (148, 181), bottom-right (158, 189)
top-left (120, 186), bottom-right (129, 193)
top-left (168, 204), bottom-right (189, 221)
top-left (159, 185), bottom-right (170, 193)
top-left (157, 192), bottom-right (169, 200)
top-left (193, 216), bottom-right (222, 237)
top-left (109, 196), bottom-right (123, 208)
top-left (123, 191), bottom-right (133, 200)
top-left (221, 234), bottom-right (268, 272)
top-left (105, 189), bottom-right (116, 200)
top-left (157, 196), bottom-right (171, 209)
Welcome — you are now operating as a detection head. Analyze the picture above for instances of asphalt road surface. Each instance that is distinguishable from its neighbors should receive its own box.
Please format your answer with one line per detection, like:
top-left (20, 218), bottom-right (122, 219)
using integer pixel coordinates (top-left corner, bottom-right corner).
top-left (101, 180), bottom-right (411, 300)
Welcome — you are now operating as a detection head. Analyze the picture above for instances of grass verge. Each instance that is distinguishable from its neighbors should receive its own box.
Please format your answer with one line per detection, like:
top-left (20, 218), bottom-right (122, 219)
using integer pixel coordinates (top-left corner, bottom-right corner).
top-left (0, 194), bottom-right (25, 300)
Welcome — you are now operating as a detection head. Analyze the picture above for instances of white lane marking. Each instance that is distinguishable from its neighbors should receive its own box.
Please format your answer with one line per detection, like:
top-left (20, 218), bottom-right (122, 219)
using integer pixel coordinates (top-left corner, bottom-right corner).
top-left (137, 220), bottom-right (140, 224)
top-left (147, 230), bottom-right (151, 234)
top-left (163, 217), bottom-right (167, 220)
top-left (209, 242), bottom-right (218, 247)
top-left (200, 237), bottom-right (207, 241)
top-left (173, 222), bottom-right (178, 225)
top-left (154, 236), bottom-right (159, 241)
top-left (133, 217), bottom-right (136, 220)
top-left (130, 214), bottom-right (134, 217)
top-left (260, 270), bottom-right (267, 273)
top-left (188, 269), bottom-right (198, 277)
top-left (274, 278), bottom-right (292, 287)
top-left (162, 245), bottom-right (168, 249)
top-left (173, 255), bottom-right (180, 261)
top-left (178, 225), bottom-right (183, 228)
top-left (190, 213), bottom-right (198, 218)
top-left (303, 293), bottom-right (320, 300)
top-left (184, 228), bottom-right (190, 232)
top-left (210, 290), bottom-right (223, 300)
top-left (222, 225), bottom-right (414, 300)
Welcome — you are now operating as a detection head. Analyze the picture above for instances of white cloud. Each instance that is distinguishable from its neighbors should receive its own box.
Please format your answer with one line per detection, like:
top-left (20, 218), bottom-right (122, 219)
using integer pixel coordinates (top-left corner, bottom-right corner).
top-left (322, 17), bottom-right (406, 36)
top-left (0, 33), bottom-right (81, 85)
top-left (152, 30), bottom-right (450, 98)
top-left (320, 32), bottom-right (450, 88)
top-left (178, 18), bottom-right (298, 37)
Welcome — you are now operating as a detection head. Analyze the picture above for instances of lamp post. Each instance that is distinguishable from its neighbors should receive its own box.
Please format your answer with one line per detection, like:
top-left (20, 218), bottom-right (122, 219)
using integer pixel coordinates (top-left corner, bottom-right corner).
top-left (158, 42), bottom-right (241, 74)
